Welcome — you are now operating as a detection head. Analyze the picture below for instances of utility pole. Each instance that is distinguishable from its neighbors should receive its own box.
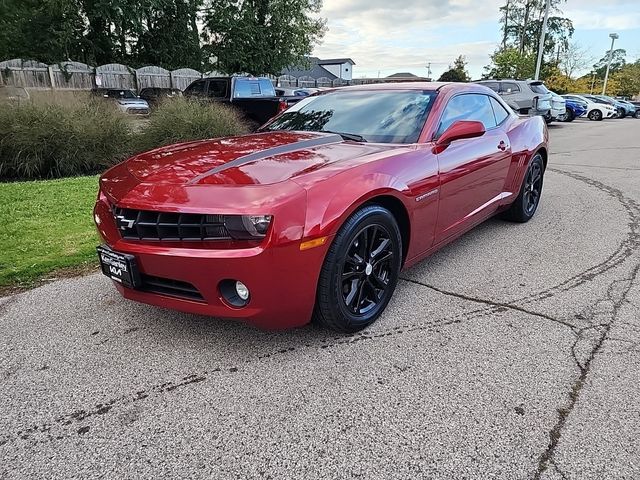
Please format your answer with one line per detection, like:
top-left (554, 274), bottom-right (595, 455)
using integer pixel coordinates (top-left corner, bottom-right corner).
top-left (502, 0), bottom-right (510, 50)
top-left (534, 0), bottom-right (551, 80)
top-left (602, 33), bottom-right (619, 95)
top-left (590, 71), bottom-right (596, 94)
top-left (426, 62), bottom-right (432, 79)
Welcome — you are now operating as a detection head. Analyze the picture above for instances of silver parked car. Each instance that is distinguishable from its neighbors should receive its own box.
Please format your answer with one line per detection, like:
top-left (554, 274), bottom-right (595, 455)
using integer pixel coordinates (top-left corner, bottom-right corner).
top-left (475, 79), bottom-right (553, 123)
top-left (92, 88), bottom-right (150, 115)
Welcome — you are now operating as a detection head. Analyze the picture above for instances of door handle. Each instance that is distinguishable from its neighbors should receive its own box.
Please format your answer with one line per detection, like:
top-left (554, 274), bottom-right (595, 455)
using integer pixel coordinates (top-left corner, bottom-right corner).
top-left (498, 141), bottom-right (508, 151)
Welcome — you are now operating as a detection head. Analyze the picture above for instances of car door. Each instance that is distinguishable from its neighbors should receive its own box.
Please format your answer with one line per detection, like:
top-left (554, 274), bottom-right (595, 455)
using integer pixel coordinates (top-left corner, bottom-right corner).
top-left (434, 93), bottom-right (512, 243)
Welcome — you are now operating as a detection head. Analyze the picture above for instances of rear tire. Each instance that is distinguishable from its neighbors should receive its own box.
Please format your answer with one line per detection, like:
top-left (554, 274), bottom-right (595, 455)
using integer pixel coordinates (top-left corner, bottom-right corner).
top-left (564, 108), bottom-right (575, 122)
top-left (313, 205), bottom-right (402, 333)
top-left (502, 154), bottom-right (544, 223)
top-left (588, 109), bottom-right (603, 121)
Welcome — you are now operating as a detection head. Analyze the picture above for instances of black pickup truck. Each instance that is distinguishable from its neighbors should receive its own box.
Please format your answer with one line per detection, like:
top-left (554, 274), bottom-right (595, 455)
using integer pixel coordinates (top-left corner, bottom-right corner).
top-left (183, 76), bottom-right (302, 127)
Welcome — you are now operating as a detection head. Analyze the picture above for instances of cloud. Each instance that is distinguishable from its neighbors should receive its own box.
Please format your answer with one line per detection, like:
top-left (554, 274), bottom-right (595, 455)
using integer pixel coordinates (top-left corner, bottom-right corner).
top-left (312, 0), bottom-right (640, 79)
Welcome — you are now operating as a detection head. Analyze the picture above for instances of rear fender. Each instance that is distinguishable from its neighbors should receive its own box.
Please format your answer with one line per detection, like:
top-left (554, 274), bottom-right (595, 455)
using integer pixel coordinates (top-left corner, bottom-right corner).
top-left (505, 116), bottom-right (548, 197)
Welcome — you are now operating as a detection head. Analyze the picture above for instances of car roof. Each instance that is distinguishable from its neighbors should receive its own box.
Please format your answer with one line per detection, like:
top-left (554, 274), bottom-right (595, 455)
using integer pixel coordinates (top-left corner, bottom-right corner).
top-left (332, 82), bottom-right (449, 91)
top-left (320, 82), bottom-right (500, 96)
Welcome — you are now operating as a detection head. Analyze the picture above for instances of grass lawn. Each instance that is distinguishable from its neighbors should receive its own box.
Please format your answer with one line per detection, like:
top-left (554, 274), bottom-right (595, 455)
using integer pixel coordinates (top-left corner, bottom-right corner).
top-left (0, 176), bottom-right (100, 288)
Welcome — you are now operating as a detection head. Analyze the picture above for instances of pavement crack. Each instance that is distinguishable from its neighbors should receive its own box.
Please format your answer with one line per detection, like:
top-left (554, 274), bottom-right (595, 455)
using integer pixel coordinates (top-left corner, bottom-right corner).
top-left (400, 277), bottom-right (579, 333)
top-left (533, 262), bottom-right (640, 479)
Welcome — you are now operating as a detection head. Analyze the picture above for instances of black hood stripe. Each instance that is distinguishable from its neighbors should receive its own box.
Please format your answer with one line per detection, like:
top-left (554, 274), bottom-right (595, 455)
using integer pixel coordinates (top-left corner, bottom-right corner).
top-left (188, 133), bottom-right (343, 185)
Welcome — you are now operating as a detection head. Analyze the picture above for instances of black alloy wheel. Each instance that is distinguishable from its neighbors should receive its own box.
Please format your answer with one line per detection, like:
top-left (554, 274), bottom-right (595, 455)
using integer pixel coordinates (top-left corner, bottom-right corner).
top-left (502, 154), bottom-right (545, 223)
top-left (341, 224), bottom-right (394, 316)
top-left (523, 160), bottom-right (543, 216)
top-left (314, 205), bottom-right (402, 333)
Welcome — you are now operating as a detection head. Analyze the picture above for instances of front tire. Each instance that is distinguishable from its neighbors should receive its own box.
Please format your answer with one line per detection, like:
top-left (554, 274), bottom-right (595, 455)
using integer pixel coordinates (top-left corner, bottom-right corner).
top-left (314, 205), bottom-right (402, 333)
top-left (502, 154), bottom-right (545, 223)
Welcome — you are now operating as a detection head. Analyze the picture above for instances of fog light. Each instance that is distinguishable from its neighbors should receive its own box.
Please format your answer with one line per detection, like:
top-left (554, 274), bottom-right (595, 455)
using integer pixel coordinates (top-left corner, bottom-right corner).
top-left (235, 281), bottom-right (249, 301)
top-left (219, 279), bottom-right (250, 307)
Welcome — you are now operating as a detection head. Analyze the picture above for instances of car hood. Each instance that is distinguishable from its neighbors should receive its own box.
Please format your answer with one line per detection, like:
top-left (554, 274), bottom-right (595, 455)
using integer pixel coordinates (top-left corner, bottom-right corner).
top-left (124, 131), bottom-right (401, 186)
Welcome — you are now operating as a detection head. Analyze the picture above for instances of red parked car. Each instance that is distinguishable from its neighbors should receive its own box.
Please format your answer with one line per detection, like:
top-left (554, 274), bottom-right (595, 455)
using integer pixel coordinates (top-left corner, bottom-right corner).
top-left (95, 82), bottom-right (548, 332)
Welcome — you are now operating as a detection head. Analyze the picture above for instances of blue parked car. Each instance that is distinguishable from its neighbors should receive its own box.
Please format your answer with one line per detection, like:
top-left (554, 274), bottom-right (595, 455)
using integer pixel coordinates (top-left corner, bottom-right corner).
top-left (617, 99), bottom-right (639, 118)
top-left (560, 98), bottom-right (588, 122)
top-left (588, 94), bottom-right (634, 118)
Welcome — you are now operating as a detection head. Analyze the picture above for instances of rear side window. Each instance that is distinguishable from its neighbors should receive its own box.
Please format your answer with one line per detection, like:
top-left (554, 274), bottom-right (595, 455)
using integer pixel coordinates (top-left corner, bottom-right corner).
top-left (490, 96), bottom-right (510, 124)
top-left (501, 82), bottom-right (520, 93)
top-left (208, 80), bottom-right (228, 98)
top-left (437, 94), bottom-right (497, 137)
top-left (482, 82), bottom-right (499, 92)
top-left (529, 82), bottom-right (549, 94)
top-left (234, 79), bottom-right (274, 98)
top-left (185, 81), bottom-right (206, 96)
top-left (259, 79), bottom-right (276, 96)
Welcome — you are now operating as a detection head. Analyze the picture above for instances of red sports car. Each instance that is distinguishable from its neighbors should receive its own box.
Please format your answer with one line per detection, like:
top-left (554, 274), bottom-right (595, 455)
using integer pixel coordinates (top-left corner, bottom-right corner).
top-left (94, 82), bottom-right (547, 332)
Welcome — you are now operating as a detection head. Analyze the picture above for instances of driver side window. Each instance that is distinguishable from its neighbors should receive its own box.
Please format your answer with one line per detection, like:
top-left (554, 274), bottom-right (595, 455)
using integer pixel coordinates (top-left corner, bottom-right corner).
top-left (436, 94), bottom-right (496, 138)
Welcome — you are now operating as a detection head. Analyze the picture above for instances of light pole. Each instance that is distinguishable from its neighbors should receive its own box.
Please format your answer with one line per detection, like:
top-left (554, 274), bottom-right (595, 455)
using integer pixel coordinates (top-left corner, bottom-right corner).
top-left (534, 0), bottom-right (551, 80)
top-left (602, 33), bottom-right (619, 95)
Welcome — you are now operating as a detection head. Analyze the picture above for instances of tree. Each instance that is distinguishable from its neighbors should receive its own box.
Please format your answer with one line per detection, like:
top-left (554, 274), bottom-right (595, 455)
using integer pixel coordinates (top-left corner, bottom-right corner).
top-left (134, 0), bottom-right (203, 70)
top-left (610, 60), bottom-right (640, 97)
top-left (483, 48), bottom-right (536, 79)
top-left (438, 55), bottom-right (470, 82)
top-left (201, 0), bottom-right (326, 75)
top-left (558, 42), bottom-right (593, 78)
top-left (593, 48), bottom-right (627, 79)
top-left (0, 0), bottom-right (86, 63)
top-left (489, 0), bottom-right (574, 79)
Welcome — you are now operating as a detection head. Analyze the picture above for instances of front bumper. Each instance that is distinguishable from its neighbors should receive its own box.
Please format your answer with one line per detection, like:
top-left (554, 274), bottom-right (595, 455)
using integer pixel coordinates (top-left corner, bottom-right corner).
top-left (107, 238), bottom-right (329, 329)
top-left (93, 177), bottom-right (329, 329)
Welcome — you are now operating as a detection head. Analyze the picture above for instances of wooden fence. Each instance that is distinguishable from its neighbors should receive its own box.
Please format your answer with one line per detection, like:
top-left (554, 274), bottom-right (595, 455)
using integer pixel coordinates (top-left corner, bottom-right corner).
top-left (0, 58), bottom-right (431, 91)
top-left (0, 59), bottom-right (205, 92)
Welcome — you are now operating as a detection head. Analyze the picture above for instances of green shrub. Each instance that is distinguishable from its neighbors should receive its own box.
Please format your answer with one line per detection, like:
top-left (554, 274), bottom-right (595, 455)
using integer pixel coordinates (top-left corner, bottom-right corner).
top-left (0, 93), bottom-right (132, 179)
top-left (0, 93), bottom-right (250, 180)
top-left (134, 97), bottom-right (249, 153)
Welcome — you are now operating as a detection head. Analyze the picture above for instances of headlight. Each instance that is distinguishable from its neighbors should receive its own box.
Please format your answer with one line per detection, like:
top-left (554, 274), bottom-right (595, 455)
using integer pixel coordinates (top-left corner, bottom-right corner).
top-left (224, 215), bottom-right (273, 240)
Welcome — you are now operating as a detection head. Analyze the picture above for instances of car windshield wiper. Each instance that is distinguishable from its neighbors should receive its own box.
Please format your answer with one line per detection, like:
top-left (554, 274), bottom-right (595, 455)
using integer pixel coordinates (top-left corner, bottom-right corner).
top-left (321, 130), bottom-right (368, 142)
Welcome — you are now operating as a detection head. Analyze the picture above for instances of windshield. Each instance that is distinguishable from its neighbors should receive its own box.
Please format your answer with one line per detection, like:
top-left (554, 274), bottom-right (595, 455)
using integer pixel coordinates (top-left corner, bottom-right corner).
top-left (263, 90), bottom-right (437, 144)
top-left (529, 83), bottom-right (550, 94)
top-left (106, 90), bottom-right (137, 99)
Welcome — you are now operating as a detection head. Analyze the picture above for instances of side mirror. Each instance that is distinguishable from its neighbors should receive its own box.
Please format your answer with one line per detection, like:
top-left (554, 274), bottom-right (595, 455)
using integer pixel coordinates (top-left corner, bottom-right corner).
top-left (436, 120), bottom-right (485, 149)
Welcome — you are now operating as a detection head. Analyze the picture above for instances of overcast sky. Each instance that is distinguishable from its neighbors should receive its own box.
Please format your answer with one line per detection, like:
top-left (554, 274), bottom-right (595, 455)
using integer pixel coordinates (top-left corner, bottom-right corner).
top-left (313, 0), bottom-right (640, 79)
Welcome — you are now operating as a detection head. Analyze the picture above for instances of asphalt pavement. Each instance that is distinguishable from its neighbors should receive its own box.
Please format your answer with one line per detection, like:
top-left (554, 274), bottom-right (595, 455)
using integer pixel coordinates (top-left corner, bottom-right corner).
top-left (1, 117), bottom-right (639, 479)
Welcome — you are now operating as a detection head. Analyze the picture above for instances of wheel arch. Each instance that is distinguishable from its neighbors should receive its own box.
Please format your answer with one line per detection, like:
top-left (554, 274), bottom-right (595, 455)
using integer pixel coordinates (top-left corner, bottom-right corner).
top-left (363, 194), bottom-right (411, 265)
top-left (537, 146), bottom-right (548, 170)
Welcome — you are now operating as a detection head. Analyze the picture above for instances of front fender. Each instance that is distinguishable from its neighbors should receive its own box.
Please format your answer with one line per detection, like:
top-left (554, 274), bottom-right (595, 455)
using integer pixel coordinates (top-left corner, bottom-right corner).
top-left (302, 170), bottom-right (410, 239)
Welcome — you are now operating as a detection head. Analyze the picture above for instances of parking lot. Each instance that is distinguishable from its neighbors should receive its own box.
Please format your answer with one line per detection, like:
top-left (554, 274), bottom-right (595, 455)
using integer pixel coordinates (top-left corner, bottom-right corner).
top-left (1, 118), bottom-right (639, 479)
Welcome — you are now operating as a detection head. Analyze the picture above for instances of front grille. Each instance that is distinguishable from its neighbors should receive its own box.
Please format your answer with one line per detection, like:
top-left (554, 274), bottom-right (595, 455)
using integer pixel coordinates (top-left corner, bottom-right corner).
top-left (140, 274), bottom-right (204, 302)
top-left (127, 107), bottom-right (149, 114)
top-left (113, 207), bottom-right (232, 241)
